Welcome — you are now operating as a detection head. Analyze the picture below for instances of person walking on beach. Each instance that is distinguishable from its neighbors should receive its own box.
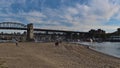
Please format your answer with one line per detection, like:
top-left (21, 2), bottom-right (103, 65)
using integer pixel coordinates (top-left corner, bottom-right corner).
top-left (12, 38), bottom-right (18, 46)
top-left (15, 40), bottom-right (18, 46)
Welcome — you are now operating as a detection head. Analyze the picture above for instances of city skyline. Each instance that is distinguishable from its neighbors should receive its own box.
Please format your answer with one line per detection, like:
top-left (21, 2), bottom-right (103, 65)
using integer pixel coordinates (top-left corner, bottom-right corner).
top-left (0, 0), bottom-right (120, 32)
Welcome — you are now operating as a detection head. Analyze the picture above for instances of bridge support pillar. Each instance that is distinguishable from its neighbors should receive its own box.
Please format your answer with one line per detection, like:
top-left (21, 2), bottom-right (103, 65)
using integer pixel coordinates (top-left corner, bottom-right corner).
top-left (27, 23), bottom-right (34, 41)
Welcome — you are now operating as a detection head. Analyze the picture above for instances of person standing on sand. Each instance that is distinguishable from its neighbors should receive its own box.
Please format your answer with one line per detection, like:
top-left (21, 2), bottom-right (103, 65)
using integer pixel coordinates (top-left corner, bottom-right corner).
top-left (55, 41), bottom-right (59, 46)
top-left (12, 38), bottom-right (18, 46)
top-left (15, 40), bottom-right (18, 46)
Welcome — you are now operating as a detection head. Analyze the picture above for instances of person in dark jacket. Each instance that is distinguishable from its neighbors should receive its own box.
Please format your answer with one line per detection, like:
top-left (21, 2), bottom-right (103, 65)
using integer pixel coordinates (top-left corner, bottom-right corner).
top-left (55, 41), bottom-right (59, 46)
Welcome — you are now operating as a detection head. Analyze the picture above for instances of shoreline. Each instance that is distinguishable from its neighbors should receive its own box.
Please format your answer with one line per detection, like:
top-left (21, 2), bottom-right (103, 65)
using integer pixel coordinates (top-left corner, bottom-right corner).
top-left (89, 46), bottom-right (120, 59)
top-left (73, 42), bottom-right (120, 59)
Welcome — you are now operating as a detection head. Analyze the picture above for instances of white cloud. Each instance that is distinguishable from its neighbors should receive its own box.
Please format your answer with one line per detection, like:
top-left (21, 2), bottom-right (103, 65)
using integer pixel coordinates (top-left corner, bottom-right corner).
top-left (54, 0), bottom-right (120, 32)
top-left (27, 0), bottom-right (120, 32)
top-left (0, 17), bottom-right (23, 23)
top-left (18, 11), bottom-right (46, 18)
top-left (0, 0), bottom-right (120, 32)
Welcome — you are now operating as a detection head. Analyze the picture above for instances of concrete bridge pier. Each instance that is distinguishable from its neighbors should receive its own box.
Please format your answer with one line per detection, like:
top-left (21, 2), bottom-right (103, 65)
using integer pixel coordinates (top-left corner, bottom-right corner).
top-left (27, 23), bottom-right (34, 41)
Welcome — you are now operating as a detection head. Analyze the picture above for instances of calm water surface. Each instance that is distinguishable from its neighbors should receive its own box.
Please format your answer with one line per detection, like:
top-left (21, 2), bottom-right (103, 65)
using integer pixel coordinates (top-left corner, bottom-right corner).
top-left (77, 42), bottom-right (120, 58)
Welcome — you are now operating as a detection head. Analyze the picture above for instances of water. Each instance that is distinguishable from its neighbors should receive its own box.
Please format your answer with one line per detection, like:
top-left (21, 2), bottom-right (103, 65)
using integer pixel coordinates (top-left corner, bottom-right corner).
top-left (0, 40), bottom-right (15, 43)
top-left (76, 42), bottom-right (120, 58)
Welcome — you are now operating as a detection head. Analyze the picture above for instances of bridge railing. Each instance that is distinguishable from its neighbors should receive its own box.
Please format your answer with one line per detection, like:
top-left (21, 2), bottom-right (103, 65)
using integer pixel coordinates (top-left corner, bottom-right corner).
top-left (0, 22), bottom-right (27, 28)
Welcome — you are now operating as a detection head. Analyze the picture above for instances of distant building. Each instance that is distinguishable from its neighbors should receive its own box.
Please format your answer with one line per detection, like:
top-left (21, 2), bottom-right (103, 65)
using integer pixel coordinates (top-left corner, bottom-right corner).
top-left (89, 29), bottom-right (105, 34)
top-left (107, 28), bottom-right (120, 42)
top-left (88, 29), bottom-right (106, 41)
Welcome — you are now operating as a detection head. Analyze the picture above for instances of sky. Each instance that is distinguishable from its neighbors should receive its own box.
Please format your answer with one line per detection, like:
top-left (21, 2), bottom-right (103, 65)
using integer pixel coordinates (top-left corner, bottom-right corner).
top-left (0, 0), bottom-right (120, 33)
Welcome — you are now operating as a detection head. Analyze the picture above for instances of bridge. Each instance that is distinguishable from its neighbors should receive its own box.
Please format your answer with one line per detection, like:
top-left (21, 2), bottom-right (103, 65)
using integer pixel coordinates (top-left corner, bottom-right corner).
top-left (0, 22), bottom-right (88, 41)
top-left (0, 22), bottom-right (27, 30)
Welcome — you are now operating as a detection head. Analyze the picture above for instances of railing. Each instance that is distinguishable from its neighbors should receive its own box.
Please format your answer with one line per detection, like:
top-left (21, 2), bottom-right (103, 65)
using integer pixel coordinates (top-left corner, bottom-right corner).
top-left (0, 22), bottom-right (27, 28)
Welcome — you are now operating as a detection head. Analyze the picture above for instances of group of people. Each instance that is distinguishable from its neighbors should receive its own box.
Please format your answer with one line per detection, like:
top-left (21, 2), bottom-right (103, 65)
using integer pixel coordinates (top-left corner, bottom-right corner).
top-left (13, 38), bottom-right (63, 47)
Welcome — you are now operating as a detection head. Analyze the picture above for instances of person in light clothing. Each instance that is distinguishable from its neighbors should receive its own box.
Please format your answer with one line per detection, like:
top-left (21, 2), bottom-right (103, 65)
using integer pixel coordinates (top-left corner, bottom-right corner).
top-left (15, 40), bottom-right (18, 46)
top-left (12, 38), bottom-right (18, 46)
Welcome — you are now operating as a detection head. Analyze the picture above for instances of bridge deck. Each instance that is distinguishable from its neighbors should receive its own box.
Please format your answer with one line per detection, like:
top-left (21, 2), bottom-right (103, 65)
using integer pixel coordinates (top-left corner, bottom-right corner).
top-left (0, 27), bottom-right (87, 33)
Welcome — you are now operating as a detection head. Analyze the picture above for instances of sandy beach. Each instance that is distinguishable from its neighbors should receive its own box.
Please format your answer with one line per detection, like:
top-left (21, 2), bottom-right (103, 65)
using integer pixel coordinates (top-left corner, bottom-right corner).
top-left (0, 42), bottom-right (120, 68)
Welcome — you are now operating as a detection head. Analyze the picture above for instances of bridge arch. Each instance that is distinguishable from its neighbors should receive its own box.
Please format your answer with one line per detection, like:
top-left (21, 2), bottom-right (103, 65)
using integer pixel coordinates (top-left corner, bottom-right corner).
top-left (0, 22), bottom-right (27, 28)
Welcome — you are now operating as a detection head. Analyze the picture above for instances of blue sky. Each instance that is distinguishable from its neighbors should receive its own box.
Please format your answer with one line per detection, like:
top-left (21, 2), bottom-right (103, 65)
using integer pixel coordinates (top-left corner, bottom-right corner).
top-left (0, 0), bottom-right (120, 32)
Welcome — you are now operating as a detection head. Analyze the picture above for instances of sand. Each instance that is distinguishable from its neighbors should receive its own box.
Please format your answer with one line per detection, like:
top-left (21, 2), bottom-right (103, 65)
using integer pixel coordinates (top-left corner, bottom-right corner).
top-left (0, 42), bottom-right (120, 68)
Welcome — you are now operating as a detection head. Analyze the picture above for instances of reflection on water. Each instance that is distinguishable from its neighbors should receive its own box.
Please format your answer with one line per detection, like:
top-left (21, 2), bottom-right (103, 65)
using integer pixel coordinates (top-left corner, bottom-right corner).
top-left (78, 42), bottom-right (120, 58)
